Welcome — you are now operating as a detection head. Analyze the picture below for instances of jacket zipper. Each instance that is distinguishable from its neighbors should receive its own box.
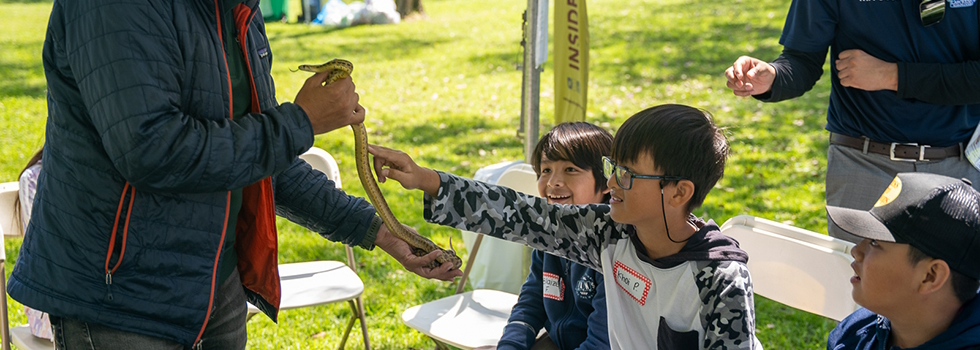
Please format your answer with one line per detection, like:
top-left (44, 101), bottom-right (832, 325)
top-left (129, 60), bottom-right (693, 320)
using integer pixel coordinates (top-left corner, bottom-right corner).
top-left (104, 183), bottom-right (136, 301)
top-left (194, 0), bottom-right (236, 345)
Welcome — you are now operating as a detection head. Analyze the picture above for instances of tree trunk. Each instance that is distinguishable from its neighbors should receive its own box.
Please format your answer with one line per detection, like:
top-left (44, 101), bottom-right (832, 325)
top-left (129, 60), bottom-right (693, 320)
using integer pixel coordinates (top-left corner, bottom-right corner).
top-left (396, 0), bottom-right (424, 17)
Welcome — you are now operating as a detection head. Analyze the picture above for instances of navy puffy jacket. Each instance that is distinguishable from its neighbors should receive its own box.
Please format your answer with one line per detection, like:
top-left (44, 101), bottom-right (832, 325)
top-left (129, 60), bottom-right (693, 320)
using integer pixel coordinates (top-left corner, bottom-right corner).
top-left (7, 0), bottom-right (378, 346)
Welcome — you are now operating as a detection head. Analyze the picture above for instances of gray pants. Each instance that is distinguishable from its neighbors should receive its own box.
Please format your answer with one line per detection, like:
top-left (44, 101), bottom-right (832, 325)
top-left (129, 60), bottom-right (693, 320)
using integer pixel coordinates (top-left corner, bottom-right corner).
top-left (826, 143), bottom-right (980, 242)
top-left (51, 269), bottom-right (248, 350)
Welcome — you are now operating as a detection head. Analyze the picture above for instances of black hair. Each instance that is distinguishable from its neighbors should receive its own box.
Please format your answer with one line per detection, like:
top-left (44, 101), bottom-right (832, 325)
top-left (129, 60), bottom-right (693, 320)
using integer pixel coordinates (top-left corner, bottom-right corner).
top-left (908, 245), bottom-right (980, 303)
top-left (531, 122), bottom-right (613, 202)
top-left (611, 104), bottom-right (729, 212)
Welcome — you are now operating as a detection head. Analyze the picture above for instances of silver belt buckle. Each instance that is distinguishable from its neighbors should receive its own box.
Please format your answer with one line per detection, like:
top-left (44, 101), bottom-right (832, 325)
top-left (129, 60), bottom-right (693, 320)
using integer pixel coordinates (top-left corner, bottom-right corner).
top-left (890, 143), bottom-right (929, 162)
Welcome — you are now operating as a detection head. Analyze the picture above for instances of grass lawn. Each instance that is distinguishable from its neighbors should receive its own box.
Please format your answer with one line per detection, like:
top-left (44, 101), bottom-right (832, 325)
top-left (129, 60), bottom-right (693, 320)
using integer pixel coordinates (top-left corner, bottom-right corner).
top-left (1, 0), bottom-right (839, 348)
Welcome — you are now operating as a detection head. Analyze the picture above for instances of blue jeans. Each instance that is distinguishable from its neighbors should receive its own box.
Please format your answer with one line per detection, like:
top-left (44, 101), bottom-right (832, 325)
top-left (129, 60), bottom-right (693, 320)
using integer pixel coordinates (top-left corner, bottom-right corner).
top-left (51, 269), bottom-right (248, 350)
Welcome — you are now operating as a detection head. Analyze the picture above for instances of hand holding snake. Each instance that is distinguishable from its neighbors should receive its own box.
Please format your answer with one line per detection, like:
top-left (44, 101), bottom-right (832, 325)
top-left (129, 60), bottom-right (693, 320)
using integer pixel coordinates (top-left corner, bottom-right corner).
top-left (297, 59), bottom-right (463, 270)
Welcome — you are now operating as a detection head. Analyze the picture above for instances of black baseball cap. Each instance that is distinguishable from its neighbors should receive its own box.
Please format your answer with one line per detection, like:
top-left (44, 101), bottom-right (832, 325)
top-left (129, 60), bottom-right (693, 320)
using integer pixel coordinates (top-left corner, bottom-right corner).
top-left (827, 173), bottom-right (980, 280)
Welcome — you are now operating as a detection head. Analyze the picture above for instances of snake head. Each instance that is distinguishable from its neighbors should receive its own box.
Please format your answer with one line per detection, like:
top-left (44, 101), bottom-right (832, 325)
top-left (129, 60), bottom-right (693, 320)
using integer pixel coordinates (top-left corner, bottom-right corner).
top-left (424, 238), bottom-right (462, 270)
top-left (442, 251), bottom-right (462, 270)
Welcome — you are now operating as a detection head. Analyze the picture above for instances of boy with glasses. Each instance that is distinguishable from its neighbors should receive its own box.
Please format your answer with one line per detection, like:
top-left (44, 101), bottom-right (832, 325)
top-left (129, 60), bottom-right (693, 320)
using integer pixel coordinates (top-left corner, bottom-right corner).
top-left (370, 104), bottom-right (761, 349)
top-left (826, 172), bottom-right (980, 349)
top-left (723, 0), bottom-right (980, 243)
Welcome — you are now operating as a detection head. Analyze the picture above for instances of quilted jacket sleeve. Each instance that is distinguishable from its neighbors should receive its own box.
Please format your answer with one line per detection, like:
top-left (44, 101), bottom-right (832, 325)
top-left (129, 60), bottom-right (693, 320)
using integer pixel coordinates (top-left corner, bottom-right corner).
top-left (47, 0), bottom-right (314, 193)
top-left (273, 158), bottom-right (380, 250)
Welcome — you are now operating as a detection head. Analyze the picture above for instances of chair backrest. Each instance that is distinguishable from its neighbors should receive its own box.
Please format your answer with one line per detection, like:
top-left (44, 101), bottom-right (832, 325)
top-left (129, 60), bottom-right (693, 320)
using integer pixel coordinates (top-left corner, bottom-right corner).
top-left (0, 182), bottom-right (23, 238)
top-left (496, 164), bottom-right (537, 195)
top-left (719, 215), bottom-right (859, 322)
top-left (299, 147), bottom-right (360, 268)
top-left (457, 162), bottom-right (538, 294)
top-left (300, 147), bottom-right (342, 189)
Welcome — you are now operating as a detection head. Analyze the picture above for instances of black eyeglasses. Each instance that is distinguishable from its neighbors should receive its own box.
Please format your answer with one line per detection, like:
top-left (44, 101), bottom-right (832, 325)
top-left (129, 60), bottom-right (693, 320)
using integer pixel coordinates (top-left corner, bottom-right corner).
top-left (920, 0), bottom-right (945, 27)
top-left (602, 156), bottom-right (684, 190)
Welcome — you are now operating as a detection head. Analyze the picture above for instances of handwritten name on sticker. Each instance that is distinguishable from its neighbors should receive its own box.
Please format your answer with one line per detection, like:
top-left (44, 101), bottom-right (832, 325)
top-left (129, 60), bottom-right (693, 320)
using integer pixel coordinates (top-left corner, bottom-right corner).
top-left (543, 272), bottom-right (564, 301)
top-left (614, 261), bottom-right (651, 306)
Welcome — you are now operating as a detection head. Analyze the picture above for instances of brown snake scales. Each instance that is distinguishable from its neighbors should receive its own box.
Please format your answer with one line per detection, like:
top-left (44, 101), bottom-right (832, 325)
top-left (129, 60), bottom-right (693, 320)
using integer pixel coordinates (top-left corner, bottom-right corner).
top-left (297, 59), bottom-right (463, 270)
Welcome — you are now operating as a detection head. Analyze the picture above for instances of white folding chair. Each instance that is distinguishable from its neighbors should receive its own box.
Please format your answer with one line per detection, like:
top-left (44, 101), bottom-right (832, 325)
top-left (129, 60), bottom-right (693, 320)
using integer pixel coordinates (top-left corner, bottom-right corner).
top-left (402, 162), bottom-right (540, 350)
top-left (0, 181), bottom-right (54, 350)
top-left (246, 147), bottom-right (370, 350)
top-left (719, 215), bottom-right (860, 322)
top-left (0, 182), bottom-right (24, 238)
top-left (459, 162), bottom-right (535, 294)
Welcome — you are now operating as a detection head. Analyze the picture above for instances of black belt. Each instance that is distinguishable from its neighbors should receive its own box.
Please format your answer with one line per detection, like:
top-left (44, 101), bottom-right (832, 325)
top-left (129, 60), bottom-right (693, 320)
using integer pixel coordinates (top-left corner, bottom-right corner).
top-left (829, 133), bottom-right (962, 162)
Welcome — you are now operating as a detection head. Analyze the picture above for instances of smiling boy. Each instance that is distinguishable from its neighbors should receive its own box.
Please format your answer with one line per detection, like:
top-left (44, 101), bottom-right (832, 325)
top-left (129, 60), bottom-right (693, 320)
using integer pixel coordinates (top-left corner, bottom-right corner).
top-left (827, 173), bottom-right (980, 349)
top-left (498, 122), bottom-right (612, 349)
top-left (370, 104), bottom-right (761, 349)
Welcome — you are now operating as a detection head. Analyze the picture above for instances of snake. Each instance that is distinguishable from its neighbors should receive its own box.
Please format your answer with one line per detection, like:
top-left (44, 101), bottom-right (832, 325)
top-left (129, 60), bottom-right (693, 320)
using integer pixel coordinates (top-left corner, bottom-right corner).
top-left (297, 59), bottom-right (463, 270)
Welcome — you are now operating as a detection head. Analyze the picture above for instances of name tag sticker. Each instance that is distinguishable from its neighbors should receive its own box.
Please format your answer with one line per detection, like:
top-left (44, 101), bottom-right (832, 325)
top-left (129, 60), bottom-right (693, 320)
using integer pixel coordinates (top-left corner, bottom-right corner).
top-left (543, 272), bottom-right (564, 301)
top-left (614, 261), bottom-right (652, 306)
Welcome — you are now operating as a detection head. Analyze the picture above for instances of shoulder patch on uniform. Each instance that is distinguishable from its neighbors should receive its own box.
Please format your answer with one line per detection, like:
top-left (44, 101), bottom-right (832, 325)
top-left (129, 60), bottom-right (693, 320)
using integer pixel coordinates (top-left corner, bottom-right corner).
top-left (950, 0), bottom-right (975, 7)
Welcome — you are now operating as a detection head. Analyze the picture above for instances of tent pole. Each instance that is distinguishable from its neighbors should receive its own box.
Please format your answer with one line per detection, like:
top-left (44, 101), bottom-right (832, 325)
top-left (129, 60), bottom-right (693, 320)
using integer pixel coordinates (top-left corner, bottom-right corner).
top-left (521, 0), bottom-right (541, 163)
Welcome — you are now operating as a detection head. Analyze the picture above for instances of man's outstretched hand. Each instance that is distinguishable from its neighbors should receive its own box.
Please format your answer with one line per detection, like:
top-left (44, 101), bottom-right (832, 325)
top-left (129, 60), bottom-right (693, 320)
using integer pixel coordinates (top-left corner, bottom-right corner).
top-left (374, 223), bottom-right (462, 281)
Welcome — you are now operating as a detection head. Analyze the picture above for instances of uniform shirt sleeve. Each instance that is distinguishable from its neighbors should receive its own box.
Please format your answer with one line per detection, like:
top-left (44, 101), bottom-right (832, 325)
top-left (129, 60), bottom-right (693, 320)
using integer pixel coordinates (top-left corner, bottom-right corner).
top-left (778, 0), bottom-right (838, 53)
top-left (423, 171), bottom-right (621, 271)
top-left (897, 61), bottom-right (980, 105)
top-left (696, 261), bottom-right (759, 349)
top-left (754, 48), bottom-right (827, 102)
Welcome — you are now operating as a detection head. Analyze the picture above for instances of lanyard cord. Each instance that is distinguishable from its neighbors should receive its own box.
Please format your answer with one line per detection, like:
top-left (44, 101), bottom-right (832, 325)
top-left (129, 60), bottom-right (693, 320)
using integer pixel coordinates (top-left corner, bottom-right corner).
top-left (663, 185), bottom-right (690, 244)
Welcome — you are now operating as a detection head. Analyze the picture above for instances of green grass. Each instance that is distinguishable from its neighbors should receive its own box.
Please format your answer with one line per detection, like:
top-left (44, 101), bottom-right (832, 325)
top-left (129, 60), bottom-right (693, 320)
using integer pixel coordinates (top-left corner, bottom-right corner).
top-left (1, 0), bottom-right (838, 348)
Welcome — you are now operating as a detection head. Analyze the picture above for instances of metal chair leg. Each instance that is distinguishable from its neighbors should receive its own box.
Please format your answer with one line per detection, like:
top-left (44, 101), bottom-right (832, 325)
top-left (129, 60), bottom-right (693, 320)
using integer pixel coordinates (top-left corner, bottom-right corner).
top-left (354, 296), bottom-right (370, 350)
top-left (337, 300), bottom-right (358, 350)
top-left (428, 335), bottom-right (451, 350)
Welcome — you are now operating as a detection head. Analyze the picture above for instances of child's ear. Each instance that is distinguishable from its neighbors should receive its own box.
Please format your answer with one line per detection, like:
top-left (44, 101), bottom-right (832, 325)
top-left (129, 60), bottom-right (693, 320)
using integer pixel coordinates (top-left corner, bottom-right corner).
top-left (919, 259), bottom-right (952, 296)
top-left (668, 179), bottom-right (696, 208)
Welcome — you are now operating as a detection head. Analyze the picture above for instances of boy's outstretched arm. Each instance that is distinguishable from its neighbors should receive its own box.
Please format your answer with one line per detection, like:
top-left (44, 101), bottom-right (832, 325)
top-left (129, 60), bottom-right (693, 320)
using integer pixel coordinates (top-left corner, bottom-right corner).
top-left (370, 143), bottom-right (612, 272)
top-left (368, 144), bottom-right (441, 197)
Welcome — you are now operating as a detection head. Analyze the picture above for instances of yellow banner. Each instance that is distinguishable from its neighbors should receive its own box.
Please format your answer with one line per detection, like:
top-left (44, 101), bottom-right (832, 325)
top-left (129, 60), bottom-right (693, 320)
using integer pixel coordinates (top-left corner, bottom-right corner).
top-left (554, 0), bottom-right (588, 123)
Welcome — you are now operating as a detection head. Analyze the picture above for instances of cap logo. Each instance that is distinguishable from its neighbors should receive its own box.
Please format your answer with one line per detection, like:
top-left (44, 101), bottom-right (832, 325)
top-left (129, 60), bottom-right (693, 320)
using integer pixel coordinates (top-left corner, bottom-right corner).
top-left (874, 177), bottom-right (903, 207)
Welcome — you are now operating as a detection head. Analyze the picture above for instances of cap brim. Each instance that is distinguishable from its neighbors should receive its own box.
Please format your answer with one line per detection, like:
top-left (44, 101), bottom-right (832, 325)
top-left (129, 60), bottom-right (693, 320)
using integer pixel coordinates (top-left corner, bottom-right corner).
top-left (826, 206), bottom-right (897, 242)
